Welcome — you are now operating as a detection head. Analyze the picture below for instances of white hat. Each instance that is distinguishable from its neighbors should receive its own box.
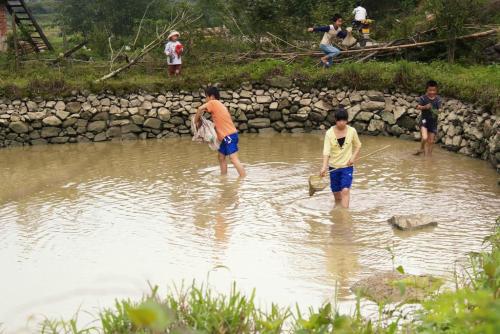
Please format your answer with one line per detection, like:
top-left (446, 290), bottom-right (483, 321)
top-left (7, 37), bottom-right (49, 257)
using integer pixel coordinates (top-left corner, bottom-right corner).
top-left (168, 31), bottom-right (180, 40)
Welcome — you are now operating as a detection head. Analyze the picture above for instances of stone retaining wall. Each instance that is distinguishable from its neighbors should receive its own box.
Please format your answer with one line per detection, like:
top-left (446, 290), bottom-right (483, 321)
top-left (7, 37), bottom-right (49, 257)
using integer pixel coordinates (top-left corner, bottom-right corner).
top-left (0, 82), bottom-right (498, 169)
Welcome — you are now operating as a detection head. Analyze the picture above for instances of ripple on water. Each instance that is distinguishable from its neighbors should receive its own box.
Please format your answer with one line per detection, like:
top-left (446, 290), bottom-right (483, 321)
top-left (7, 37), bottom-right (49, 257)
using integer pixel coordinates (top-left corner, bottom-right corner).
top-left (0, 134), bottom-right (498, 329)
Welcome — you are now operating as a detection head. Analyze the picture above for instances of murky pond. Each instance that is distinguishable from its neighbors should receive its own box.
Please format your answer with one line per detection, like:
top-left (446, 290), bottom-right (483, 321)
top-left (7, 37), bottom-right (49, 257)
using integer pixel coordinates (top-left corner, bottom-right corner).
top-left (0, 134), bottom-right (498, 331)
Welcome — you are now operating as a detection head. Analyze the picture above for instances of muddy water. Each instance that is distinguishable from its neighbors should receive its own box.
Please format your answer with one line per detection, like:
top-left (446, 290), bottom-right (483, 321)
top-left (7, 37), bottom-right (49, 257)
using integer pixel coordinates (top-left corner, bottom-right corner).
top-left (0, 134), bottom-right (498, 331)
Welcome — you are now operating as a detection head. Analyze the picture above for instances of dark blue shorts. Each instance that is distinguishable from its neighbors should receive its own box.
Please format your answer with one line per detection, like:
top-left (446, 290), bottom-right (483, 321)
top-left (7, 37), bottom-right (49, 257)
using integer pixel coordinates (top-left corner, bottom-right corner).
top-left (329, 166), bottom-right (354, 193)
top-left (218, 133), bottom-right (239, 156)
top-left (421, 117), bottom-right (438, 134)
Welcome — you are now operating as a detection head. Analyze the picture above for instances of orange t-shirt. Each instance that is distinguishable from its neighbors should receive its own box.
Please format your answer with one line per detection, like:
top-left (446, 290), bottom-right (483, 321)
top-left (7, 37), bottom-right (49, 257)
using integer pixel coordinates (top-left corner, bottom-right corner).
top-left (206, 100), bottom-right (237, 141)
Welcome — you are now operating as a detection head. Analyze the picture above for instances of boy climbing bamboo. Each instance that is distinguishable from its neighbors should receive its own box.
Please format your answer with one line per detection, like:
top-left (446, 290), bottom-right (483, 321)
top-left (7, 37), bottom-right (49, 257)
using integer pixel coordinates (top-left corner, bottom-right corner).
top-left (320, 108), bottom-right (362, 209)
top-left (415, 80), bottom-right (441, 157)
top-left (195, 87), bottom-right (246, 178)
top-left (307, 14), bottom-right (347, 67)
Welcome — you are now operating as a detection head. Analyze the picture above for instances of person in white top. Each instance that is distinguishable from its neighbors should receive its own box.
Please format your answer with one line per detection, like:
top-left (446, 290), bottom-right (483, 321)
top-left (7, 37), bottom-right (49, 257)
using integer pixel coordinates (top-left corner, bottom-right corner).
top-left (164, 31), bottom-right (184, 76)
top-left (352, 1), bottom-right (368, 31)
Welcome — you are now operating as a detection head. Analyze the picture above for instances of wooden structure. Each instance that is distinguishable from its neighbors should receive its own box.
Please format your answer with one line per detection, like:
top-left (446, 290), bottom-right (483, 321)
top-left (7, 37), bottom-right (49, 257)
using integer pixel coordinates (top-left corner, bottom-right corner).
top-left (0, 0), bottom-right (52, 53)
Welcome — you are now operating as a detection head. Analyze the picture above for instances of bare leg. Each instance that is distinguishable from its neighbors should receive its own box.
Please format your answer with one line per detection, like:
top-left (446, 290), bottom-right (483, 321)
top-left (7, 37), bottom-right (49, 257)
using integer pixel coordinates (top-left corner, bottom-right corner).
top-left (229, 152), bottom-right (246, 178)
top-left (340, 188), bottom-right (350, 209)
top-left (427, 132), bottom-right (436, 156)
top-left (218, 152), bottom-right (228, 175)
top-left (333, 192), bottom-right (342, 204)
top-left (414, 127), bottom-right (427, 155)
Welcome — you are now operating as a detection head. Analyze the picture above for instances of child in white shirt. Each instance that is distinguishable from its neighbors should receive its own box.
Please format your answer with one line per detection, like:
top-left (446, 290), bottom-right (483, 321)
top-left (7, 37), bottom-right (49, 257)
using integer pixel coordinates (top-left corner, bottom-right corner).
top-left (164, 31), bottom-right (184, 76)
top-left (352, 1), bottom-right (368, 30)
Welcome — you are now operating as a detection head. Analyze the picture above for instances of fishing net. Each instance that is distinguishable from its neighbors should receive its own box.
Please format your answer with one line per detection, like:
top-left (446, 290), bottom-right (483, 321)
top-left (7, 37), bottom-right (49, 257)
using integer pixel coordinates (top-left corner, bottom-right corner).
top-left (308, 175), bottom-right (329, 197)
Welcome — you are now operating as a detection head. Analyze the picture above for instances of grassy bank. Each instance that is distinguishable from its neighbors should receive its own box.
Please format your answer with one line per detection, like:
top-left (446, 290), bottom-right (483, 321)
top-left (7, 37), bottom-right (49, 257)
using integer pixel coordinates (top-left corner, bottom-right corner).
top-left (0, 59), bottom-right (498, 111)
top-left (39, 221), bottom-right (500, 334)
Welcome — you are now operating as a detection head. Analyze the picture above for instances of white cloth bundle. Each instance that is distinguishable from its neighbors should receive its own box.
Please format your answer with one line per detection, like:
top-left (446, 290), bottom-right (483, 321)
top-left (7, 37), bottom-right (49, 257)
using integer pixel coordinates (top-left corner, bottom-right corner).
top-left (191, 115), bottom-right (220, 151)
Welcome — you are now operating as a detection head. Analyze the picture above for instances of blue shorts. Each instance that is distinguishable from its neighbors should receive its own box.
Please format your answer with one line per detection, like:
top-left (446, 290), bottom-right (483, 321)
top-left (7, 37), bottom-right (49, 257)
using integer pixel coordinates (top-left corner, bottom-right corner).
top-left (329, 166), bottom-right (354, 193)
top-left (218, 133), bottom-right (239, 156)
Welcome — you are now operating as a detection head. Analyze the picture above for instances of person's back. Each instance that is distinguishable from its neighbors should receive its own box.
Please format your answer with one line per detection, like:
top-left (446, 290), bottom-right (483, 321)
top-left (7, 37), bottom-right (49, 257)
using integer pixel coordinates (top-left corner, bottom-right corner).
top-left (205, 99), bottom-right (237, 141)
top-left (353, 6), bottom-right (367, 22)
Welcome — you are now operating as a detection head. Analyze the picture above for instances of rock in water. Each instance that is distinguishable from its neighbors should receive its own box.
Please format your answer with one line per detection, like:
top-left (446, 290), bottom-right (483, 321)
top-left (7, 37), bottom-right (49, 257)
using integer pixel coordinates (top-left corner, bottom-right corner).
top-left (389, 214), bottom-right (437, 230)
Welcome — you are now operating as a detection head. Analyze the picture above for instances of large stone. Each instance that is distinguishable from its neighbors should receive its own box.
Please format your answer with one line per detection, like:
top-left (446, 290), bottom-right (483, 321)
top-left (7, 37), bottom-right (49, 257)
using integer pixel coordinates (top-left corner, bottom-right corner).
top-left (62, 118), bottom-right (78, 128)
top-left (368, 119), bottom-right (385, 133)
top-left (42, 116), bottom-right (62, 126)
top-left (144, 118), bottom-right (162, 129)
top-left (27, 112), bottom-right (45, 120)
top-left (347, 105), bottom-right (361, 122)
top-left (285, 121), bottom-right (304, 129)
top-left (55, 101), bottom-right (66, 111)
top-left (122, 123), bottom-right (142, 134)
top-left (361, 101), bottom-right (385, 111)
top-left (269, 111), bottom-right (282, 121)
top-left (355, 111), bottom-right (374, 122)
top-left (169, 116), bottom-right (184, 125)
top-left (66, 102), bottom-right (82, 113)
top-left (131, 115), bottom-right (145, 125)
top-left (394, 106), bottom-right (406, 120)
top-left (88, 121), bottom-right (107, 133)
top-left (366, 90), bottom-right (385, 102)
top-left (158, 108), bottom-right (171, 121)
top-left (106, 127), bottom-right (122, 138)
top-left (278, 99), bottom-right (291, 110)
top-left (309, 112), bottom-right (326, 122)
top-left (397, 115), bottom-right (417, 130)
top-left (381, 111), bottom-right (396, 125)
top-left (268, 76), bottom-right (293, 88)
top-left (389, 214), bottom-right (438, 231)
top-left (248, 118), bottom-right (271, 128)
top-left (350, 93), bottom-right (363, 103)
top-left (92, 112), bottom-right (110, 121)
top-left (313, 100), bottom-right (333, 111)
top-left (41, 127), bottom-right (60, 138)
top-left (256, 96), bottom-right (272, 104)
top-left (9, 121), bottom-right (29, 134)
top-left (94, 132), bottom-right (108, 142)
top-left (26, 101), bottom-right (39, 112)
top-left (56, 109), bottom-right (70, 120)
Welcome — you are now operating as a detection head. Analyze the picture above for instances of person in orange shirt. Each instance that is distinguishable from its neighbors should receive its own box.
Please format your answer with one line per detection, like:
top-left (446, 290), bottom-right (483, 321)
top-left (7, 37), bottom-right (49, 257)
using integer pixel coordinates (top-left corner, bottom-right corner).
top-left (195, 87), bottom-right (246, 177)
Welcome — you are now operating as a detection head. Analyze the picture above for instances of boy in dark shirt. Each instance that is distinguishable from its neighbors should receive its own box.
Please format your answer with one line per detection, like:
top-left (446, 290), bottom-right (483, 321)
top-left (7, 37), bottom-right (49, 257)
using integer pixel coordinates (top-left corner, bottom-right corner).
top-left (415, 80), bottom-right (441, 157)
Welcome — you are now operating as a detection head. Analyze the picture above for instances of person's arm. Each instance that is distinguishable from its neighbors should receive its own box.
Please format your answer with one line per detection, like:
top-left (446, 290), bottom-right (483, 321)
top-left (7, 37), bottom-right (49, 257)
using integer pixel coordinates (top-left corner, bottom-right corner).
top-left (320, 132), bottom-right (331, 176)
top-left (348, 130), bottom-right (362, 166)
top-left (194, 102), bottom-right (209, 128)
top-left (416, 97), bottom-right (432, 110)
top-left (308, 25), bottom-right (332, 33)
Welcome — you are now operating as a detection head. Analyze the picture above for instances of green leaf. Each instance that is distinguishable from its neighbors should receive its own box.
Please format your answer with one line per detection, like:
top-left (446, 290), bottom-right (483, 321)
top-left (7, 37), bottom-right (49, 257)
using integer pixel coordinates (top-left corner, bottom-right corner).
top-left (396, 265), bottom-right (405, 274)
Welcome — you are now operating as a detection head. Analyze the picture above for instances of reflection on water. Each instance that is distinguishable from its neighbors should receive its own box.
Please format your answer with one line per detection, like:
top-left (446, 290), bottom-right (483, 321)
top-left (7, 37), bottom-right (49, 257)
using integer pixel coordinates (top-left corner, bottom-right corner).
top-left (0, 134), bottom-right (498, 331)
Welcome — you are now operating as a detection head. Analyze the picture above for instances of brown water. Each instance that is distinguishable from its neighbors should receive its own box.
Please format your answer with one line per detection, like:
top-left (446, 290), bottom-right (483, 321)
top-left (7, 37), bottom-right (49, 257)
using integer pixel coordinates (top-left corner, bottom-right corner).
top-left (0, 134), bottom-right (498, 332)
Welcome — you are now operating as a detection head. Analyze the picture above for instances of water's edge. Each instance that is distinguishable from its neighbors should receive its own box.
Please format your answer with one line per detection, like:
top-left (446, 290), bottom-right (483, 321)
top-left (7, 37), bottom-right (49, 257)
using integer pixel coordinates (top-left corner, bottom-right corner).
top-left (0, 84), bottom-right (497, 169)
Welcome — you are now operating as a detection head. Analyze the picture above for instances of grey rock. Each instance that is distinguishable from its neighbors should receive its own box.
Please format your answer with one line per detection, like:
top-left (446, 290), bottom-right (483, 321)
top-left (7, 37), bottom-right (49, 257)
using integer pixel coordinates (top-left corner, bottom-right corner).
top-left (94, 132), bottom-right (107, 142)
top-left (381, 111), bottom-right (396, 125)
top-left (50, 137), bottom-right (69, 144)
top-left (92, 112), bottom-right (110, 121)
top-left (143, 118), bottom-right (162, 129)
top-left (355, 111), bottom-right (374, 122)
top-left (169, 116), bottom-right (184, 125)
top-left (158, 108), bottom-right (171, 121)
top-left (66, 102), bottom-right (82, 113)
top-left (106, 127), bottom-right (122, 138)
top-left (26, 101), bottom-right (39, 112)
top-left (394, 106), bottom-right (406, 120)
top-left (248, 118), bottom-right (271, 129)
top-left (269, 111), bottom-right (282, 121)
top-left (88, 121), bottom-right (107, 133)
top-left (389, 214), bottom-right (438, 231)
top-left (41, 127), bottom-right (60, 138)
top-left (56, 110), bottom-right (70, 120)
top-left (256, 96), bottom-right (272, 104)
top-left (361, 101), bottom-right (385, 111)
top-left (368, 119), bottom-right (386, 133)
top-left (397, 115), bottom-right (417, 130)
top-left (366, 90), bottom-right (385, 102)
top-left (9, 121), bottom-right (29, 134)
top-left (43, 116), bottom-right (62, 127)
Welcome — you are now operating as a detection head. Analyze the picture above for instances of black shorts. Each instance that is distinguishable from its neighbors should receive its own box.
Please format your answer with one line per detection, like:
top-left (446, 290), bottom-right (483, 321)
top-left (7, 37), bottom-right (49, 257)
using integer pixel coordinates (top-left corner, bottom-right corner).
top-left (421, 117), bottom-right (437, 134)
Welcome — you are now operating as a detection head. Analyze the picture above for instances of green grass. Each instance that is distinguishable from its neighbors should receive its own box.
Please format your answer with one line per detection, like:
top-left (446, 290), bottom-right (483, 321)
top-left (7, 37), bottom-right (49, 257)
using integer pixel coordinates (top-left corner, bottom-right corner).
top-left (0, 58), bottom-right (498, 111)
top-left (36, 220), bottom-right (500, 334)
